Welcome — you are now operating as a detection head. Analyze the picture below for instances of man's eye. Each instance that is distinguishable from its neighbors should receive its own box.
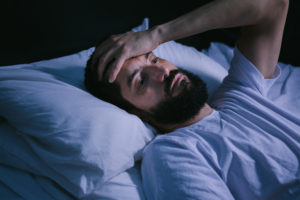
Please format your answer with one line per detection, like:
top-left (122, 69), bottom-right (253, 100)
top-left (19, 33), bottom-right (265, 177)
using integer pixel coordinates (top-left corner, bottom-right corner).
top-left (152, 57), bottom-right (159, 64)
top-left (139, 77), bottom-right (145, 86)
top-left (138, 75), bottom-right (147, 88)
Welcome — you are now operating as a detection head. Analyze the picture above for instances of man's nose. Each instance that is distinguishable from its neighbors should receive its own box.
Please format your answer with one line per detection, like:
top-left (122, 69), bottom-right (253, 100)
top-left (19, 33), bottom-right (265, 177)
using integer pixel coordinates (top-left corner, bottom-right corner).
top-left (147, 66), bottom-right (169, 82)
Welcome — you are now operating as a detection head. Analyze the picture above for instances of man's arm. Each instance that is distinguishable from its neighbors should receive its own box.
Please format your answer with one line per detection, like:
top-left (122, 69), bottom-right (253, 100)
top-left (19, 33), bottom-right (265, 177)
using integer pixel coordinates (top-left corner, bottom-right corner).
top-left (154, 0), bottom-right (289, 78)
top-left (93, 0), bottom-right (289, 82)
top-left (236, 1), bottom-right (289, 78)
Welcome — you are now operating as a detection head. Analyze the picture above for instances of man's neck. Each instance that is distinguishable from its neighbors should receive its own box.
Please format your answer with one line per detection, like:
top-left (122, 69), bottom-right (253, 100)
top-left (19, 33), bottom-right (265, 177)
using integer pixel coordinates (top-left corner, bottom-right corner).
top-left (163, 103), bottom-right (213, 132)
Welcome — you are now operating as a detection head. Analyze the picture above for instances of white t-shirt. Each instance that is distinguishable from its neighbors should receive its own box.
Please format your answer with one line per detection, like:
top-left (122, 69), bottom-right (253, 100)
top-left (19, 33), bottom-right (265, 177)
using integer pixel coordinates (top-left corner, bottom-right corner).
top-left (142, 48), bottom-right (300, 200)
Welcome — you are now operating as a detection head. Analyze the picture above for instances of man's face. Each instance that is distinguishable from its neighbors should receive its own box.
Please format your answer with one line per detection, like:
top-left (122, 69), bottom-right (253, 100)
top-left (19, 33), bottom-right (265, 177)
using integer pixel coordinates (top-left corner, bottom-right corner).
top-left (115, 52), bottom-right (207, 125)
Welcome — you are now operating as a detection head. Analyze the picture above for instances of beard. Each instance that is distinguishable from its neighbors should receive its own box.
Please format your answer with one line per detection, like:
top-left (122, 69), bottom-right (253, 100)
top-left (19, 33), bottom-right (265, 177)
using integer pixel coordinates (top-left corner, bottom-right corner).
top-left (149, 68), bottom-right (208, 125)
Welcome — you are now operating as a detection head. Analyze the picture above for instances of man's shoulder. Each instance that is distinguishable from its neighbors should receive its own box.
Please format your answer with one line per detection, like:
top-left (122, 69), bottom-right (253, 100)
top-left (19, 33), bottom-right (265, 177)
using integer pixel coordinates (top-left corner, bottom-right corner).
top-left (143, 110), bottom-right (222, 157)
top-left (144, 132), bottom-right (187, 148)
top-left (143, 127), bottom-right (206, 156)
top-left (143, 130), bottom-right (193, 155)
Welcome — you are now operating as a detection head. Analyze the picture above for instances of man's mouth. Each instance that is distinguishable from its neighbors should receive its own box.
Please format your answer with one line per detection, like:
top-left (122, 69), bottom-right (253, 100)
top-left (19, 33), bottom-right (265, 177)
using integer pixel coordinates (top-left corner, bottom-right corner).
top-left (170, 73), bottom-right (186, 96)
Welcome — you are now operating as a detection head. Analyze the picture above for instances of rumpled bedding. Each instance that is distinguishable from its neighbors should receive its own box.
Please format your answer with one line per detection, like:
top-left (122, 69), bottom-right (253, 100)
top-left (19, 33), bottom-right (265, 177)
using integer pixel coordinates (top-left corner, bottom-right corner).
top-left (2, 41), bottom-right (298, 199)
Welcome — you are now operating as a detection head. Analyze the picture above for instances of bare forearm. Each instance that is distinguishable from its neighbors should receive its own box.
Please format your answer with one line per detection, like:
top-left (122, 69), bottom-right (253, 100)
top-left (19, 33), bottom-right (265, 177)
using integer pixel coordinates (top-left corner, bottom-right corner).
top-left (93, 0), bottom-right (288, 82)
top-left (150, 0), bottom-right (274, 44)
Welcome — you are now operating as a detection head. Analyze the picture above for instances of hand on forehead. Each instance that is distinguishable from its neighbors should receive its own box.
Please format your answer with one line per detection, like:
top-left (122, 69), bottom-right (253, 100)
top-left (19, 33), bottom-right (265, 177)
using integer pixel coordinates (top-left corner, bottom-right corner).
top-left (90, 30), bottom-right (160, 83)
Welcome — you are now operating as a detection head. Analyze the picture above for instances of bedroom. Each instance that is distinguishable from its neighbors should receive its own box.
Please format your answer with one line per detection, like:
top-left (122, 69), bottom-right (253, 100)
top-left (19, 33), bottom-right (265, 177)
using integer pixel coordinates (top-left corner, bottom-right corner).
top-left (1, 0), bottom-right (299, 199)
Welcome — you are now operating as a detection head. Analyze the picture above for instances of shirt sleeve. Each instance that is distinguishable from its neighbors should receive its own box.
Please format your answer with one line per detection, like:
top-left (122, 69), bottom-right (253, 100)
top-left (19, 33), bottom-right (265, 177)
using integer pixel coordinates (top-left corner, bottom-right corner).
top-left (141, 136), bottom-right (235, 200)
top-left (224, 47), bottom-right (281, 96)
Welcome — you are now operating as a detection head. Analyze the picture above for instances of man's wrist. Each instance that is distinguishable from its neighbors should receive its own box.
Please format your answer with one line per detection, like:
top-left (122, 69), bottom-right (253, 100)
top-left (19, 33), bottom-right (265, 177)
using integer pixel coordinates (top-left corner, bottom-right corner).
top-left (148, 24), bottom-right (168, 46)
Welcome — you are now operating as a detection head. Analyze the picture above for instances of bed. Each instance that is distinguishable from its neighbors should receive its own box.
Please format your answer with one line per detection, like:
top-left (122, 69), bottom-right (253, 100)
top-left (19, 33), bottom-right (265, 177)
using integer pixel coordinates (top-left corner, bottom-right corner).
top-left (0, 1), bottom-right (299, 199)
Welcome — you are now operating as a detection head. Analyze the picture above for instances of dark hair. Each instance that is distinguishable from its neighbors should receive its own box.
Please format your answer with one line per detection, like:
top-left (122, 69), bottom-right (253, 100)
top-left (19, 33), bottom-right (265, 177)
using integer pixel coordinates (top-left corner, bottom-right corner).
top-left (84, 55), bottom-right (137, 113)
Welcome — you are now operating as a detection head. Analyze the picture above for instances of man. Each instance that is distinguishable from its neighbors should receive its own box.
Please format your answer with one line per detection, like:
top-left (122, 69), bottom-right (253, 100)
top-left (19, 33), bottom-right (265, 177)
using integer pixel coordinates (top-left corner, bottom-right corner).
top-left (85, 0), bottom-right (300, 199)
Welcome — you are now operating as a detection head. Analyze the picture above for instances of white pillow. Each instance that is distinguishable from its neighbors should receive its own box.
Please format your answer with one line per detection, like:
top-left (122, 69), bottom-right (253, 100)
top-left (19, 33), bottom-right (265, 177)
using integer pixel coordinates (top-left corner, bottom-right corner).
top-left (0, 18), bottom-right (228, 198)
top-left (0, 118), bottom-right (146, 200)
top-left (0, 19), bottom-right (153, 198)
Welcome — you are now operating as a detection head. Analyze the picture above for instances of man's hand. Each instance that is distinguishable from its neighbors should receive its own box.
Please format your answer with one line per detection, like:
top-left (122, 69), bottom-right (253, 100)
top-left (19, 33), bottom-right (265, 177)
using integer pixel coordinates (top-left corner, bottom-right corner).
top-left (91, 30), bottom-right (159, 83)
top-left (91, 0), bottom-right (289, 82)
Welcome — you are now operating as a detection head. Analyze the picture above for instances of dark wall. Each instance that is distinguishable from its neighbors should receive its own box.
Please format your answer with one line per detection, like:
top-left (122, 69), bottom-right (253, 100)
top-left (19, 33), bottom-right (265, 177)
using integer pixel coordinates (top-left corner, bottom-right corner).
top-left (0, 0), bottom-right (299, 66)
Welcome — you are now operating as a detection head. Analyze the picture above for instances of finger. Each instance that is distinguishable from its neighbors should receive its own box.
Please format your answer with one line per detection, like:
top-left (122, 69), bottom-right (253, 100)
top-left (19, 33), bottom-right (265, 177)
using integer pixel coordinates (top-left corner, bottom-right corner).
top-left (92, 35), bottom-right (125, 73)
top-left (93, 34), bottom-right (122, 60)
top-left (97, 51), bottom-right (116, 80)
top-left (105, 56), bottom-right (127, 83)
top-left (90, 51), bottom-right (107, 73)
top-left (93, 41), bottom-right (111, 61)
top-left (91, 44), bottom-right (112, 69)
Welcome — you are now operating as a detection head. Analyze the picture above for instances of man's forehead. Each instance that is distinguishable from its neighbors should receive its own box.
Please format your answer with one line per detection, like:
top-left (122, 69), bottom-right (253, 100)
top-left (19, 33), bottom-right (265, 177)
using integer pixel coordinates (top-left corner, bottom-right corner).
top-left (120, 55), bottom-right (145, 76)
top-left (116, 58), bottom-right (139, 86)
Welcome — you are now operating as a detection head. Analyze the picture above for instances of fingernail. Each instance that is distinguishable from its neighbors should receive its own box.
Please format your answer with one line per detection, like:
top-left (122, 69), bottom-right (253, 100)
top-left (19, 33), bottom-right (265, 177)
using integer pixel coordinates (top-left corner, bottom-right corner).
top-left (108, 77), bottom-right (114, 83)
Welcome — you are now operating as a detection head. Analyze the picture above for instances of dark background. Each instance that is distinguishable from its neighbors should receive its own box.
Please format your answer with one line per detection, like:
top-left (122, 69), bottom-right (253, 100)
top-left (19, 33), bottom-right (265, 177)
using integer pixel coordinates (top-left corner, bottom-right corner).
top-left (0, 0), bottom-right (299, 66)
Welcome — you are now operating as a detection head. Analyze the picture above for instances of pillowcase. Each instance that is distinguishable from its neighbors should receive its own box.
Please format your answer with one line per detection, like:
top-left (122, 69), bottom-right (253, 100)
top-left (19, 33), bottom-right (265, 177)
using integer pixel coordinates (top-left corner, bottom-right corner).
top-left (0, 18), bottom-right (228, 198)
top-left (0, 120), bottom-right (75, 200)
top-left (0, 118), bottom-right (146, 200)
top-left (0, 19), bottom-right (153, 198)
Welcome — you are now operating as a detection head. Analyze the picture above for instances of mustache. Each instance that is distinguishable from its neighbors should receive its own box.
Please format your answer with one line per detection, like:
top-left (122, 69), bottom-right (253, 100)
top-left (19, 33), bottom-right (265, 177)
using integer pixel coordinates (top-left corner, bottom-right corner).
top-left (164, 70), bottom-right (180, 96)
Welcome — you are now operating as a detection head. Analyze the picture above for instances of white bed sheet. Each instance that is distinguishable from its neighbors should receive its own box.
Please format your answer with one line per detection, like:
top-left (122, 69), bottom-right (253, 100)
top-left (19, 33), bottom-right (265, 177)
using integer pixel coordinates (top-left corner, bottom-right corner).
top-left (0, 41), bottom-right (232, 199)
